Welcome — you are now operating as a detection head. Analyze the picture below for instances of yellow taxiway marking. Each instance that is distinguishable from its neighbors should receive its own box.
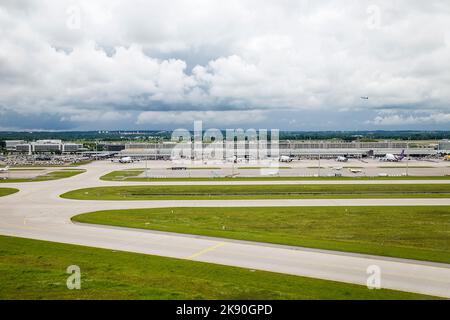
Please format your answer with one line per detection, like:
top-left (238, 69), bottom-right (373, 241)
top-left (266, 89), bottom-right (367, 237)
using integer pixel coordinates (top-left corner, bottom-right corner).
top-left (186, 242), bottom-right (226, 260)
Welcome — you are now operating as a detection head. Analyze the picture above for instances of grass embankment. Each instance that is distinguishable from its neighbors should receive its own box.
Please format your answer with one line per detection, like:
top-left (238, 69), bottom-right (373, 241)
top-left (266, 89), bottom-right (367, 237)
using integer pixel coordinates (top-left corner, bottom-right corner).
top-left (0, 169), bottom-right (85, 183)
top-left (0, 236), bottom-right (432, 299)
top-left (100, 170), bottom-right (144, 181)
top-left (73, 206), bottom-right (450, 264)
top-left (0, 188), bottom-right (19, 197)
top-left (61, 183), bottom-right (450, 200)
top-left (100, 170), bottom-right (450, 182)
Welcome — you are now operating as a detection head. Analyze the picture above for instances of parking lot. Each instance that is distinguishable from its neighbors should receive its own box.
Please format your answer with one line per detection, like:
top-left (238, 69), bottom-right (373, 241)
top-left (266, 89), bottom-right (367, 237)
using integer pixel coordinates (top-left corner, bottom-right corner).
top-left (0, 155), bottom-right (90, 167)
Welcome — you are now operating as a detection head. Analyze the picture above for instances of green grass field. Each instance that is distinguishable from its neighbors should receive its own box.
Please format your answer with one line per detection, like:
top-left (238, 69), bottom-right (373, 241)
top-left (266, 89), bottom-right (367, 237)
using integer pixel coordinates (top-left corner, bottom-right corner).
top-left (72, 206), bottom-right (450, 264)
top-left (100, 170), bottom-right (144, 181)
top-left (0, 188), bottom-right (19, 197)
top-left (9, 168), bottom-right (45, 171)
top-left (237, 167), bottom-right (292, 170)
top-left (0, 236), bottom-right (435, 299)
top-left (61, 183), bottom-right (450, 200)
top-left (186, 167), bottom-right (222, 170)
top-left (100, 170), bottom-right (450, 182)
top-left (378, 166), bottom-right (434, 169)
top-left (0, 169), bottom-right (85, 183)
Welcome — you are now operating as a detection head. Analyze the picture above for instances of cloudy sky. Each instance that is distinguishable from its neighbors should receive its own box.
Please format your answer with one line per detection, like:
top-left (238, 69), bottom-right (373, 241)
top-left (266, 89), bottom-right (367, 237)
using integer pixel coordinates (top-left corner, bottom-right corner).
top-left (1, 0), bottom-right (450, 131)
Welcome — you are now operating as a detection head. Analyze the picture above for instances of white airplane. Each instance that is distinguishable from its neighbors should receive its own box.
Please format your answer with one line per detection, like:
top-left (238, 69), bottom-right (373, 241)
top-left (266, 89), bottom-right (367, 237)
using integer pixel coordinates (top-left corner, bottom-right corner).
top-left (349, 168), bottom-right (363, 174)
top-left (0, 166), bottom-right (9, 172)
top-left (379, 150), bottom-right (406, 162)
top-left (336, 156), bottom-right (348, 162)
top-left (118, 157), bottom-right (134, 163)
top-left (279, 156), bottom-right (292, 162)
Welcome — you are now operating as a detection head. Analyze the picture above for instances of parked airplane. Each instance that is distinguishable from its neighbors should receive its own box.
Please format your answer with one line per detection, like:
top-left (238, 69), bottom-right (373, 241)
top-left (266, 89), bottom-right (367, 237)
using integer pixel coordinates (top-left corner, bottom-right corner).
top-left (0, 166), bottom-right (9, 172)
top-left (379, 150), bottom-right (406, 162)
top-left (336, 156), bottom-right (348, 162)
top-left (119, 157), bottom-right (134, 163)
top-left (279, 156), bottom-right (292, 162)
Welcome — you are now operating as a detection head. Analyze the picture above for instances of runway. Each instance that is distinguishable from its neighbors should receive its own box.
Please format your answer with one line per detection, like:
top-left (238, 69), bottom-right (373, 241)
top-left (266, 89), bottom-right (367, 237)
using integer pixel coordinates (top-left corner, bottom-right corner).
top-left (1, 161), bottom-right (450, 298)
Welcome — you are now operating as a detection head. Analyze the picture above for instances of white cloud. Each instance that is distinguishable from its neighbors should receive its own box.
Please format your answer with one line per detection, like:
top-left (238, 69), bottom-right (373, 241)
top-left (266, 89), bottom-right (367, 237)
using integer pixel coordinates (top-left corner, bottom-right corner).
top-left (368, 113), bottom-right (450, 126)
top-left (1, 0), bottom-right (450, 129)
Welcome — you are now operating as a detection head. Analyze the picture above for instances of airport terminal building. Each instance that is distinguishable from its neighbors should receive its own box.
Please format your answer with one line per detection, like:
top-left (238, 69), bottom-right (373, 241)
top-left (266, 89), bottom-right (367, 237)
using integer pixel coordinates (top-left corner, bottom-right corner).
top-left (5, 140), bottom-right (83, 154)
top-left (119, 140), bottom-right (437, 160)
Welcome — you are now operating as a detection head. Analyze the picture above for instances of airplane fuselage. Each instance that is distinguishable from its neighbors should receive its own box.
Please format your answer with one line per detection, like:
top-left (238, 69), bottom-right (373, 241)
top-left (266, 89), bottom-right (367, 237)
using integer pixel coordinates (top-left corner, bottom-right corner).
top-left (119, 157), bottom-right (133, 163)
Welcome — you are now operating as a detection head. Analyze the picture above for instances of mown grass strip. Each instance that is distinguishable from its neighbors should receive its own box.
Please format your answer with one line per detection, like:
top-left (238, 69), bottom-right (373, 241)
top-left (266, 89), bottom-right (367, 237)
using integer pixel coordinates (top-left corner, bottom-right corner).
top-left (0, 169), bottom-right (85, 183)
top-left (72, 206), bottom-right (450, 264)
top-left (100, 170), bottom-right (450, 182)
top-left (61, 183), bottom-right (450, 200)
top-left (0, 188), bottom-right (19, 197)
top-left (0, 235), bottom-right (436, 299)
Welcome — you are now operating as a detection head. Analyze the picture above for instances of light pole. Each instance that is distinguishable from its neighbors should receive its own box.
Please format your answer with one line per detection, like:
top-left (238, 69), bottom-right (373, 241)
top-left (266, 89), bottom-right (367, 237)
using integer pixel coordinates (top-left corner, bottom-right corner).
top-left (145, 154), bottom-right (148, 179)
top-left (318, 148), bottom-right (321, 177)
top-left (232, 158), bottom-right (235, 177)
top-left (406, 140), bottom-right (410, 177)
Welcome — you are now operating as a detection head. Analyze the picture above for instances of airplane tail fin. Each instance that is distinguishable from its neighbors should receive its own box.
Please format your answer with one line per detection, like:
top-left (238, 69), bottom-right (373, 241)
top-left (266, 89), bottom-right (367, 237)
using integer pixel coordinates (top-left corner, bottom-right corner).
top-left (399, 150), bottom-right (405, 159)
